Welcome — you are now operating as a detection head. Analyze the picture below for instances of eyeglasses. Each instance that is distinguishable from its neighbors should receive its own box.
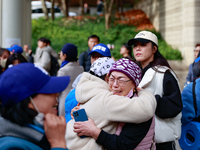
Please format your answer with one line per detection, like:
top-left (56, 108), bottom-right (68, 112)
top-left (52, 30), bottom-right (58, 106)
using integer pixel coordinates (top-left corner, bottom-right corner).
top-left (194, 50), bottom-right (200, 52)
top-left (108, 77), bottom-right (131, 86)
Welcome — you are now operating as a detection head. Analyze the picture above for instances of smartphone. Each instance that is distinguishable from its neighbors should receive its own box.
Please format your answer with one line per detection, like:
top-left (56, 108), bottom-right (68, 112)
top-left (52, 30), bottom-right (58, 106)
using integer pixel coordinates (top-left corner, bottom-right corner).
top-left (73, 108), bottom-right (88, 138)
top-left (73, 108), bottom-right (88, 122)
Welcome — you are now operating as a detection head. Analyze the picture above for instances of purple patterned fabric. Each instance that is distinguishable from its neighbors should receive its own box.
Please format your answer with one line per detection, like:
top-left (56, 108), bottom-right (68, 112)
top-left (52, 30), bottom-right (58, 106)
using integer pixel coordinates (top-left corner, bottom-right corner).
top-left (109, 58), bottom-right (142, 87)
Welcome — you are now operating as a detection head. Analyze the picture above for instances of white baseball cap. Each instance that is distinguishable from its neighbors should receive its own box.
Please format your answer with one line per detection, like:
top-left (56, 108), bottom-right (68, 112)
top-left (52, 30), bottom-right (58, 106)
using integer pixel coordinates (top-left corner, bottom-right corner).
top-left (128, 31), bottom-right (158, 46)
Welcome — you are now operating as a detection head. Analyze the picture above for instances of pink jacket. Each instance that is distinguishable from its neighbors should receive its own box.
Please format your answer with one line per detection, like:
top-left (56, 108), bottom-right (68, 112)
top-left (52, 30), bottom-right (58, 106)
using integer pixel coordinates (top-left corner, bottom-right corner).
top-left (134, 116), bottom-right (155, 150)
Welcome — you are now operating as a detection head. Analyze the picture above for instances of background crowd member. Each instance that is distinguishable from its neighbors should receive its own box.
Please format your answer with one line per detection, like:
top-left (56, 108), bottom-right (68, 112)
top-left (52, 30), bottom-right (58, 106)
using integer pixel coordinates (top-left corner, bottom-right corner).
top-left (7, 45), bottom-right (23, 54)
top-left (65, 43), bottom-right (112, 123)
top-left (66, 57), bottom-right (156, 150)
top-left (181, 59), bottom-right (200, 125)
top-left (57, 43), bottom-right (84, 116)
top-left (34, 37), bottom-right (52, 73)
top-left (192, 50), bottom-right (200, 81)
top-left (46, 38), bottom-right (59, 59)
top-left (34, 37), bottom-right (60, 76)
top-left (179, 59), bottom-right (200, 149)
top-left (5, 53), bottom-right (27, 70)
top-left (78, 35), bottom-right (99, 71)
top-left (0, 48), bottom-right (10, 60)
top-left (120, 44), bottom-right (133, 59)
top-left (0, 48), bottom-right (10, 74)
top-left (73, 58), bottom-right (155, 150)
top-left (185, 43), bottom-right (200, 84)
top-left (0, 63), bottom-right (70, 150)
top-left (84, 3), bottom-right (90, 14)
top-left (23, 44), bottom-right (34, 63)
top-left (128, 30), bottom-right (182, 150)
top-left (97, 0), bottom-right (103, 15)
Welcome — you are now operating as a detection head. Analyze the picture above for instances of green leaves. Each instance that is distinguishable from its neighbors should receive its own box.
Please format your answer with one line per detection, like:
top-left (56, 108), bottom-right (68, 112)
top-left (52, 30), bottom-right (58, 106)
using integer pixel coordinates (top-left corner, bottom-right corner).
top-left (32, 16), bottom-right (182, 60)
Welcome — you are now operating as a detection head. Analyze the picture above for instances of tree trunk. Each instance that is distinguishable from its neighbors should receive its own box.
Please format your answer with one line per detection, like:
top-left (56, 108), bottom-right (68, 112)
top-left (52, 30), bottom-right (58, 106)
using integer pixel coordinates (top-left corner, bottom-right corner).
top-left (105, 13), bottom-right (111, 29)
top-left (116, 0), bottom-right (119, 13)
top-left (61, 0), bottom-right (69, 17)
top-left (51, 0), bottom-right (55, 20)
top-left (40, 0), bottom-right (49, 20)
top-left (80, 0), bottom-right (84, 15)
top-left (121, 0), bottom-right (124, 13)
top-left (103, 0), bottom-right (114, 29)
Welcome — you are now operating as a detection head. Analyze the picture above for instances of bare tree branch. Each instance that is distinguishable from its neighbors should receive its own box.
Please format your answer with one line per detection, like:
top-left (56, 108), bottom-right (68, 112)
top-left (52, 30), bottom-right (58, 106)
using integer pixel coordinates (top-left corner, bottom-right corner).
top-left (61, 0), bottom-right (69, 17)
top-left (40, 0), bottom-right (49, 20)
top-left (51, 0), bottom-right (55, 20)
top-left (80, 0), bottom-right (84, 15)
top-left (103, 0), bottom-right (114, 29)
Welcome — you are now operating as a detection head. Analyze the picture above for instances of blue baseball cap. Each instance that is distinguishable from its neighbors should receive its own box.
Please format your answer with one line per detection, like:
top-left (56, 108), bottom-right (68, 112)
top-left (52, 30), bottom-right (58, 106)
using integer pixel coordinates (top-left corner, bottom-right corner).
top-left (0, 63), bottom-right (70, 108)
top-left (7, 45), bottom-right (23, 53)
top-left (88, 43), bottom-right (111, 57)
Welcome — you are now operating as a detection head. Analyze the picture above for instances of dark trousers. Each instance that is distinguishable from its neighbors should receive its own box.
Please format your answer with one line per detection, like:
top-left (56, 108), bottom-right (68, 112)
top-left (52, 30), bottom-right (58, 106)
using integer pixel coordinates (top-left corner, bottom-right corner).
top-left (156, 141), bottom-right (176, 150)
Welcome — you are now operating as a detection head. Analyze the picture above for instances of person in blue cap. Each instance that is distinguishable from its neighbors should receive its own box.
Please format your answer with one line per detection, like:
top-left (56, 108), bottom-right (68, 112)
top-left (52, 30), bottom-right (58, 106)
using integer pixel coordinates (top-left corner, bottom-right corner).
top-left (7, 44), bottom-right (23, 54)
top-left (64, 43), bottom-right (112, 123)
top-left (0, 63), bottom-right (70, 150)
top-left (57, 43), bottom-right (84, 116)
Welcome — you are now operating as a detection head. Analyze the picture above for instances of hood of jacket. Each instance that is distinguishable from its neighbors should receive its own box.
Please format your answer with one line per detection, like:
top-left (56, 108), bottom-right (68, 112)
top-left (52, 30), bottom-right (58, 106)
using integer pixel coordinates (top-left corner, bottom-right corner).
top-left (76, 72), bottom-right (110, 104)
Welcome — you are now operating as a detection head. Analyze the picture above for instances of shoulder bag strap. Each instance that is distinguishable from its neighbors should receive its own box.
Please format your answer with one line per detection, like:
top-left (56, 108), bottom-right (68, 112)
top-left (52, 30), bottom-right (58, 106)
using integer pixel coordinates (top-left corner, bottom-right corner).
top-left (193, 80), bottom-right (197, 116)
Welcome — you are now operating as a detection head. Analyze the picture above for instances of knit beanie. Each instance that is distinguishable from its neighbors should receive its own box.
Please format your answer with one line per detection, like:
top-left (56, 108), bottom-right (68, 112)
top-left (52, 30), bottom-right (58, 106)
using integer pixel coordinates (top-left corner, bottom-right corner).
top-left (90, 57), bottom-right (115, 77)
top-left (61, 43), bottom-right (77, 60)
top-left (109, 58), bottom-right (142, 87)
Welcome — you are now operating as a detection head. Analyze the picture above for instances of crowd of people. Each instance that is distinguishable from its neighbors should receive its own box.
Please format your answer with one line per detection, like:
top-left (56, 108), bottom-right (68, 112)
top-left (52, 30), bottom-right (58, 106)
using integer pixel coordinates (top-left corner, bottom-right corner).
top-left (0, 30), bottom-right (199, 150)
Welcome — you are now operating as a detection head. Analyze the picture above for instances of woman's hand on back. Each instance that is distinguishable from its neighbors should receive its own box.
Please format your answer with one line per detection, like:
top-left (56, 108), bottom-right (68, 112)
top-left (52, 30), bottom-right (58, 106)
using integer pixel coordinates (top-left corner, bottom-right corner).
top-left (136, 87), bottom-right (143, 92)
top-left (73, 118), bottom-right (101, 140)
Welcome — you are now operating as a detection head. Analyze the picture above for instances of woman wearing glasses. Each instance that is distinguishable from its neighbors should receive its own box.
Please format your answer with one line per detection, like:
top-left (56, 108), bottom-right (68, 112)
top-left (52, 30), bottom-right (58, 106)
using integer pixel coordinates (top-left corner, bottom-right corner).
top-left (66, 57), bottom-right (156, 150)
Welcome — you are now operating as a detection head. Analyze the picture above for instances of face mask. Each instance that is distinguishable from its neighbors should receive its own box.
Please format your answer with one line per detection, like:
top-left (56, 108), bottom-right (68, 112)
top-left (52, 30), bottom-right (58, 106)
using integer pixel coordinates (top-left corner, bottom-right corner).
top-left (0, 59), bottom-right (7, 68)
top-left (30, 97), bottom-right (45, 127)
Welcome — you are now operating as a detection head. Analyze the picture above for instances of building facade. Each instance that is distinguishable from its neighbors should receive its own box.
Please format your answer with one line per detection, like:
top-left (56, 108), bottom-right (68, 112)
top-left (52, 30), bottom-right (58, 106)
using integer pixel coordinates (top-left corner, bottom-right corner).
top-left (0, 0), bottom-right (31, 48)
top-left (134, 0), bottom-right (200, 66)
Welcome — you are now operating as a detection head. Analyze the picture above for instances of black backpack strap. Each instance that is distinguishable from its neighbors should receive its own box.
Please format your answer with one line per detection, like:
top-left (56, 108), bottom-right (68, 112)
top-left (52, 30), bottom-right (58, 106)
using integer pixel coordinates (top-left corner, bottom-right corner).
top-left (193, 80), bottom-right (197, 116)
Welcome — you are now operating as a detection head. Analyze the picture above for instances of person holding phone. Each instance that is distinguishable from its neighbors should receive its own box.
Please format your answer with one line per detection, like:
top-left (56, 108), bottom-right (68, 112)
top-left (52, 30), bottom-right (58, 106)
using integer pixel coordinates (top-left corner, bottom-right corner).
top-left (0, 63), bottom-right (70, 150)
top-left (66, 58), bottom-right (157, 150)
